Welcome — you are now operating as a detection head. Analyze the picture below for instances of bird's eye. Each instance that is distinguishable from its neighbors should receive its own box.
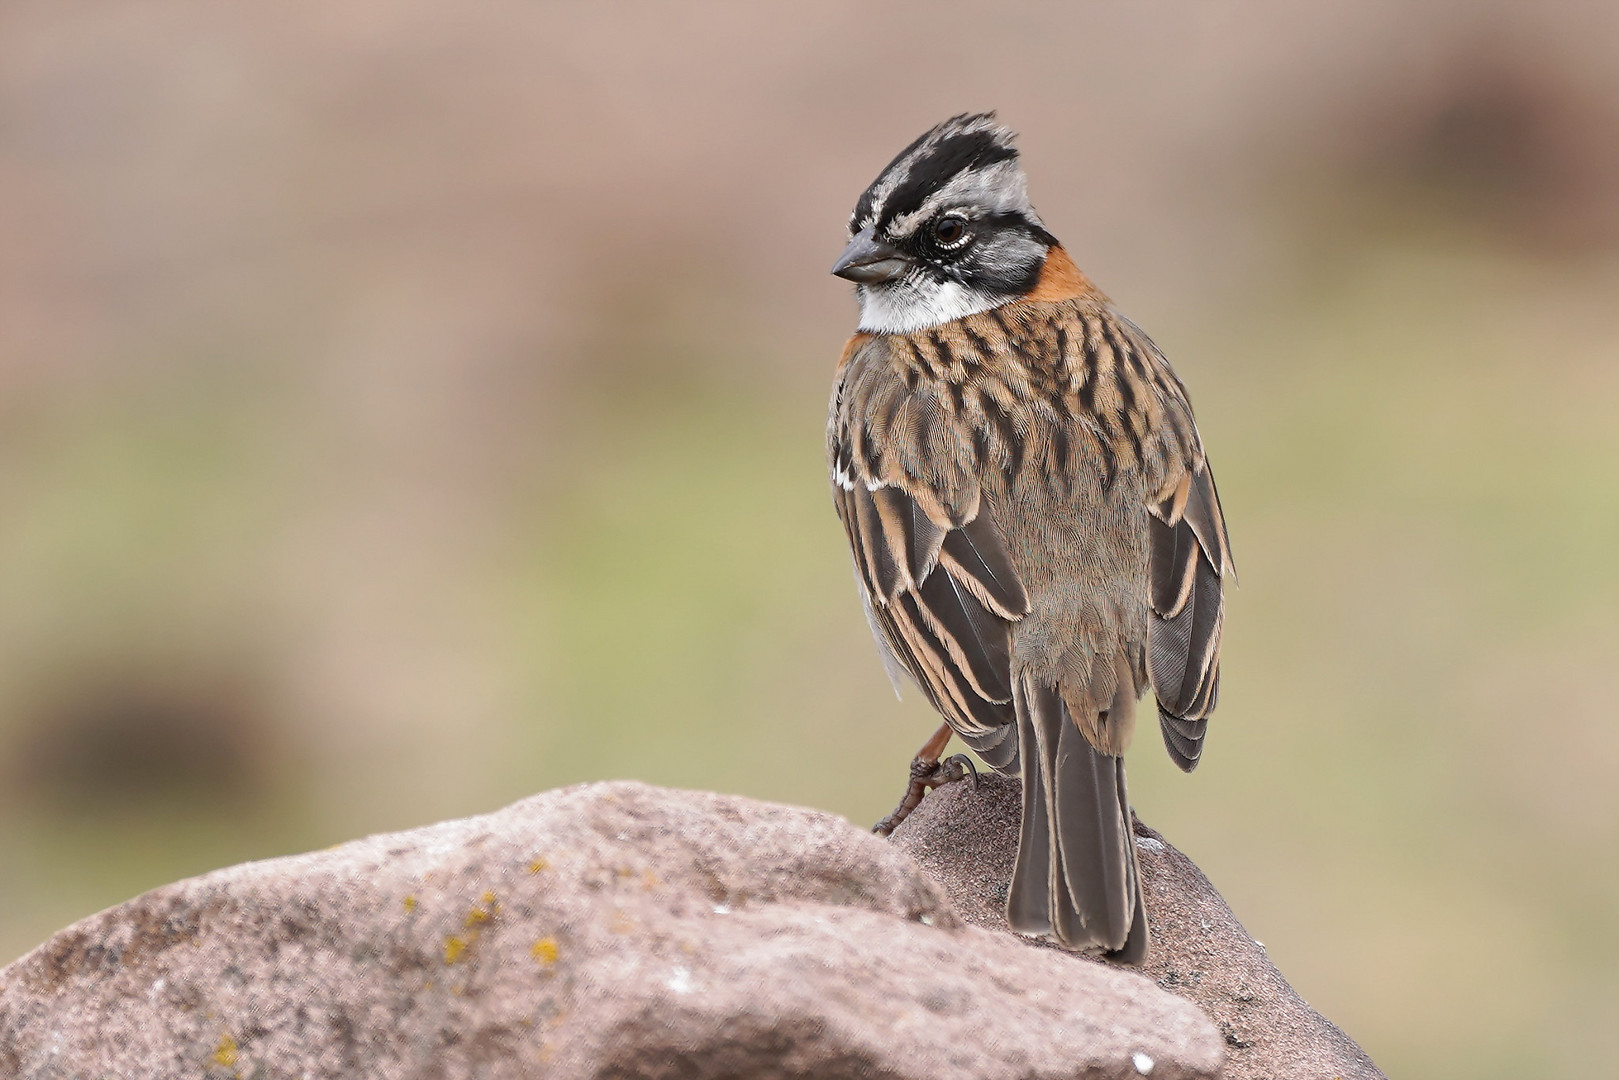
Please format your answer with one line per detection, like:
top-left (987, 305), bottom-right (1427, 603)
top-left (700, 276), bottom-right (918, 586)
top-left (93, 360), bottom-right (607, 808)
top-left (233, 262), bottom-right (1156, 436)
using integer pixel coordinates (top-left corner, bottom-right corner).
top-left (933, 215), bottom-right (968, 246)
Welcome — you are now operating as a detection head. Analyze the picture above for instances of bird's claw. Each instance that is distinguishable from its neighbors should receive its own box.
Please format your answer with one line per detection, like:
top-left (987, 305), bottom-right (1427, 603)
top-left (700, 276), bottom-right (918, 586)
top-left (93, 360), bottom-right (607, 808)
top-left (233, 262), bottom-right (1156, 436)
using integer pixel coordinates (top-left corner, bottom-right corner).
top-left (872, 752), bottom-right (980, 836)
top-left (935, 752), bottom-right (979, 789)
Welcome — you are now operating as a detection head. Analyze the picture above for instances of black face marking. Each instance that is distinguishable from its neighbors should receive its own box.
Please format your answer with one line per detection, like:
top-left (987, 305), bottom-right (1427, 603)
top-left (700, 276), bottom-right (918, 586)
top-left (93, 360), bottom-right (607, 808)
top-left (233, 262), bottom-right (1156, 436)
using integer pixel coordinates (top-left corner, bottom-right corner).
top-left (844, 113), bottom-right (1065, 330)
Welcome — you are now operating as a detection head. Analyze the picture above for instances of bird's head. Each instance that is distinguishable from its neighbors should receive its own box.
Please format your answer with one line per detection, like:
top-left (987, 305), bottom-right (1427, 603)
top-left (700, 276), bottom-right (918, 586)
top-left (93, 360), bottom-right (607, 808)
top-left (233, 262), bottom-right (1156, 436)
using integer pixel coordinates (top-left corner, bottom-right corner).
top-left (833, 113), bottom-right (1062, 334)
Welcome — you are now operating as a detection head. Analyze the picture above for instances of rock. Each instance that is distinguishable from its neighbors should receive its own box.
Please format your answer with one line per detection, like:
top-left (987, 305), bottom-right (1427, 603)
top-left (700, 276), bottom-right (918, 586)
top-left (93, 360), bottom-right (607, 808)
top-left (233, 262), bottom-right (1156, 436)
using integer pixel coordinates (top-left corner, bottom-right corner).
top-left (0, 781), bottom-right (1223, 1080)
top-left (890, 772), bottom-right (1388, 1080)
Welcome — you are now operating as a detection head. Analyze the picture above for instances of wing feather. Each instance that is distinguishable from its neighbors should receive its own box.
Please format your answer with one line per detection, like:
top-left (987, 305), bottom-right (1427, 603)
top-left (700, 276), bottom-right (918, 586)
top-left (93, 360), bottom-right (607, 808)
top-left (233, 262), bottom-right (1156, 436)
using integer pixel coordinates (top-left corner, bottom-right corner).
top-left (1147, 463), bottom-right (1232, 772)
top-left (852, 484), bottom-right (903, 601)
top-left (914, 567), bottom-right (1013, 702)
top-left (830, 340), bottom-right (1025, 769)
top-left (871, 485), bottom-right (947, 588)
top-left (938, 514), bottom-right (1031, 619)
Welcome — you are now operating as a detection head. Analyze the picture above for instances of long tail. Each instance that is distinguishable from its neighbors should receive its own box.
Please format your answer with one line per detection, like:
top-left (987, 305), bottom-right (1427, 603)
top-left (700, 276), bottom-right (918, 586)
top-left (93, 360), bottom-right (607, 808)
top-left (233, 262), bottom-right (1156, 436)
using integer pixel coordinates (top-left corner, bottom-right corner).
top-left (1005, 676), bottom-right (1147, 963)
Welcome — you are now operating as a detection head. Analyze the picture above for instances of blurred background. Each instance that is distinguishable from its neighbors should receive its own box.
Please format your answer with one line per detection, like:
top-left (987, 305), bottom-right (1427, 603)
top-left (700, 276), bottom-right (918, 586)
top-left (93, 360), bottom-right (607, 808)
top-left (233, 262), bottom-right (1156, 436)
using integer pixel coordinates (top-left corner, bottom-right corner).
top-left (2, 0), bottom-right (1617, 1074)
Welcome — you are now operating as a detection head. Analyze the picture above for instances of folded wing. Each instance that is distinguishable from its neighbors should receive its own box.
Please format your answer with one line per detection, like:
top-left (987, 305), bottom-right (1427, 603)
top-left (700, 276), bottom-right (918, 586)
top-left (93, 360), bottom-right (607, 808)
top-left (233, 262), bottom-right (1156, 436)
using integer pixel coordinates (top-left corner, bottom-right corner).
top-left (1146, 462), bottom-right (1233, 770)
top-left (831, 441), bottom-right (1029, 770)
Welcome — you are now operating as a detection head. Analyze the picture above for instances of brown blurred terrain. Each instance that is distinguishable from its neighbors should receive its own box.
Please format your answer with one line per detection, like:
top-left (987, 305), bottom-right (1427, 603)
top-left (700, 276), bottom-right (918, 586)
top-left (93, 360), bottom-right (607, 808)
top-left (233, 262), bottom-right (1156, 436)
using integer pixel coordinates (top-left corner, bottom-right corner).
top-left (2, 2), bottom-right (1617, 1076)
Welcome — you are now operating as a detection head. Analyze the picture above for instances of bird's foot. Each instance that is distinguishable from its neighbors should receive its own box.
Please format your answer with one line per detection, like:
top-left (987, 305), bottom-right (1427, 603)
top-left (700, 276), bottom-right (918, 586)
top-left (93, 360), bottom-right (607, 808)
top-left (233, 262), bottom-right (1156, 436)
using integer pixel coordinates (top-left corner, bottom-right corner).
top-left (872, 752), bottom-right (978, 837)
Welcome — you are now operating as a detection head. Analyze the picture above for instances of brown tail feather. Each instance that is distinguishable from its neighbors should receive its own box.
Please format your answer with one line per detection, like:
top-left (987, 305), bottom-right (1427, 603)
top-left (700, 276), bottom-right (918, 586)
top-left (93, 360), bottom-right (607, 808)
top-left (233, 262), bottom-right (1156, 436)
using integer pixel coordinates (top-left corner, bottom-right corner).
top-left (1006, 675), bottom-right (1147, 963)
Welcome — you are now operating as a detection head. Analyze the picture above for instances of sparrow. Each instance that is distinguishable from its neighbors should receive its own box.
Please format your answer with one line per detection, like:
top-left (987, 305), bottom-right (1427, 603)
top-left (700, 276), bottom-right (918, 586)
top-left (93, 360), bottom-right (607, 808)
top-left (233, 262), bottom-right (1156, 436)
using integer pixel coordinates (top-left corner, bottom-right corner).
top-left (827, 114), bottom-right (1232, 963)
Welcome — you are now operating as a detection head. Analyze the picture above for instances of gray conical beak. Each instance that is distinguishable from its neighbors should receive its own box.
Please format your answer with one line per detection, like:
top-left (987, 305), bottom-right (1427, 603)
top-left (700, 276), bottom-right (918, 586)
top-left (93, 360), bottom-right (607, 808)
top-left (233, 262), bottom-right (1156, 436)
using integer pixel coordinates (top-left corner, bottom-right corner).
top-left (831, 227), bottom-right (912, 284)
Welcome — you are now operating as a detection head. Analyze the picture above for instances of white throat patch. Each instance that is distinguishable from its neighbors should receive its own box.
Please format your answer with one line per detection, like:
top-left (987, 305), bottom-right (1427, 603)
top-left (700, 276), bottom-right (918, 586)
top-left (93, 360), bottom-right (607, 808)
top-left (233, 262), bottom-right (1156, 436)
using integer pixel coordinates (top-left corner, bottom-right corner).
top-left (856, 274), bottom-right (1005, 334)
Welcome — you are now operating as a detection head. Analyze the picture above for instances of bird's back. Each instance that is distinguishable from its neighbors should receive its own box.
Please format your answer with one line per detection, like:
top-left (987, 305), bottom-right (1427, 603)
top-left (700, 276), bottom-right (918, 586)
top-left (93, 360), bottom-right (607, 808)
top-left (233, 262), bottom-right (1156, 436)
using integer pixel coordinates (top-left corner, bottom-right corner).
top-left (833, 289), bottom-right (1206, 755)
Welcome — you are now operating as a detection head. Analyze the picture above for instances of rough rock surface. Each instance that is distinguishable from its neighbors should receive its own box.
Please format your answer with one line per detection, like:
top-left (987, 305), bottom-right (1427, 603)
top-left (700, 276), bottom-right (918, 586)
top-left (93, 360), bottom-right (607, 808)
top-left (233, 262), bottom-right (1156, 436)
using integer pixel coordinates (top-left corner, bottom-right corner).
top-left (891, 773), bottom-right (1388, 1080)
top-left (0, 781), bottom-right (1223, 1080)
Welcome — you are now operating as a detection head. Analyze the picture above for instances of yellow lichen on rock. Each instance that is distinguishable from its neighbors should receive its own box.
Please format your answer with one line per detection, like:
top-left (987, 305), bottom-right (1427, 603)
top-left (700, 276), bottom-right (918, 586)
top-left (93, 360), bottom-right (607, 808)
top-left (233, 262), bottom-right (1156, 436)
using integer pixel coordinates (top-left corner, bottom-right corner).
top-left (212, 1033), bottom-right (238, 1067)
top-left (403, 895), bottom-right (417, 912)
top-left (531, 936), bottom-right (559, 965)
top-left (465, 891), bottom-right (498, 928)
top-left (444, 936), bottom-right (469, 964)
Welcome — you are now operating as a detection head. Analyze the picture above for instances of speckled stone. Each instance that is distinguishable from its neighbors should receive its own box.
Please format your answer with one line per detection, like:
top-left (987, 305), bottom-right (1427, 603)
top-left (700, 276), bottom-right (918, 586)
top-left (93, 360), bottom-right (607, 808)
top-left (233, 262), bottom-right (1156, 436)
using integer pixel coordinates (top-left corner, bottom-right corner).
top-left (0, 781), bottom-right (1223, 1080)
top-left (890, 772), bottom-right (1388, 1080)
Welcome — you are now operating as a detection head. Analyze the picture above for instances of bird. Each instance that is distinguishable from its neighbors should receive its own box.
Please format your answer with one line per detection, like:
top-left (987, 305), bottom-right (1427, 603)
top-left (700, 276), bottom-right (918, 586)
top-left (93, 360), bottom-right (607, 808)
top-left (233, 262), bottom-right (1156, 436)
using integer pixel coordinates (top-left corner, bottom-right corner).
top-left (826, 113), bottom-right (1232, 963)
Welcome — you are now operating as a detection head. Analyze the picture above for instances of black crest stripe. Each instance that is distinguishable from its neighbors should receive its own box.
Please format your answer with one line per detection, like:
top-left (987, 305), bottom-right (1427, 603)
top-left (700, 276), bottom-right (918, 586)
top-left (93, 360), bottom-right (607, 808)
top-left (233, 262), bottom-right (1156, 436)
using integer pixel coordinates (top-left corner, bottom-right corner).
top-left (878, 132), bottom-right (1018, 229)
top-left (853, 125), bottom-right (940, 226)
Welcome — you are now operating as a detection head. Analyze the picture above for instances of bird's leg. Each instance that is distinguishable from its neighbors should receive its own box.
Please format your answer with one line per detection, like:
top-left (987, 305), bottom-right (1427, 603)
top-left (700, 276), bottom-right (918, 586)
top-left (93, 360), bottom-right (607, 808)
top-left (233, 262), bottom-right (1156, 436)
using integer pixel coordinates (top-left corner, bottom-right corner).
top-left (872, 723), bottom-right (979, 836)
